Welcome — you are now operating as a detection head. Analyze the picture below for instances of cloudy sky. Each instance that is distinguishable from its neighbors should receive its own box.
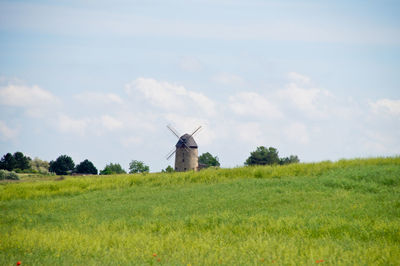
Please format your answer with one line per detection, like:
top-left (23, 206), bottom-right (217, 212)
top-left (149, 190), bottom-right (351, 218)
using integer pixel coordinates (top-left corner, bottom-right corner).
top-left (0, 0), bottom-right (399, 172)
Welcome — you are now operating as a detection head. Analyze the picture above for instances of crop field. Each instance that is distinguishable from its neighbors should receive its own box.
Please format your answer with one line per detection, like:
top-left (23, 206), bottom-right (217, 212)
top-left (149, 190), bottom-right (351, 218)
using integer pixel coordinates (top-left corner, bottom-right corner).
top-left (1, 157), bottom-right (399, 265)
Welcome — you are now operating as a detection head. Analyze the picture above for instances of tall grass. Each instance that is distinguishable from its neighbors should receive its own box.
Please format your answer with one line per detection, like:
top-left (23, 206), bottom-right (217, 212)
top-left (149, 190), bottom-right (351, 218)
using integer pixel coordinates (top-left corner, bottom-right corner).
top-left (1, 157), bottom-right (399, 201)
top-left (1, 157), bottom-right (399, 265)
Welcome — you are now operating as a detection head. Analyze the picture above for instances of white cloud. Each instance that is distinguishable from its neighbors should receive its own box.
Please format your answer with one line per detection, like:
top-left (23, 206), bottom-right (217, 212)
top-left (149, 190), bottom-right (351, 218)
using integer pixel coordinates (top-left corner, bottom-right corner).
top-left (288, 72), bottom-right (311, 84)
top-left (229, 92), bottom-right (283, 119)
top-left (164, 113), bottom-right (214, 145)
top-left (284, 122), bottom-right (309, 144)
top-left (235, 122), bottom-right (263, 144)
top-left (125, 78), bottom-right (216, 116)
top-left (213, 73), bottom-right (245, 86)
top-left (117, 112), bottom-right (157, 132)
top-left (0, 84), bottom-right (59, 117)
top-left (361, 130), bottom-right (400, 155)
top-left (126, 78), bottom-right (186, 110)
top-left (370, 99), bottom-right (400, 116)
top-left (57, 114), bottom-right (88, 136)
top-left (0, 121), bottom-right (18, 141)
top-left (75, 92), bottom-right (123, 105)
top-left (187, 91), bottom-right (216, 116)
top-left (101, 115), bottom-right (123, 131)
top-left (0, 84), bottom-right (57, 106)
top-left (278, 82), bottom-right (333, 118)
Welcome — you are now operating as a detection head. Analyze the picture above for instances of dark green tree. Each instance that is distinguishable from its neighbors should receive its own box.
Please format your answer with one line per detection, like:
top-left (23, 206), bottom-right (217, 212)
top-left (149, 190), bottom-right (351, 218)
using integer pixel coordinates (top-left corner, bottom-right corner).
top-left (0, 153), bottom-right (16, 171)
top-left (49, 155), bottom-right (75, 175)
top-left (245, 146), bottom-right (280, 166)
top-left (13, 151), bottom-right (31, 170)
top-left (279, 155), bottom-right (300, 165)
top-left (100, 163), bottom-right (126, 175)
top-left (75, 159), bottom-right (98, 175)
top-left (129, 160), bottom-right (150, 174)
top-left (198, 152), bottom-right (220, 168)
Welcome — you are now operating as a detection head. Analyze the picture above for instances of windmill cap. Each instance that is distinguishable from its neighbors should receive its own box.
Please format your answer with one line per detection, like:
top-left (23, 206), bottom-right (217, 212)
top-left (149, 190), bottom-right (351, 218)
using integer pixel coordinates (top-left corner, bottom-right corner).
top-left (176, 133), bottom-right (198, 148)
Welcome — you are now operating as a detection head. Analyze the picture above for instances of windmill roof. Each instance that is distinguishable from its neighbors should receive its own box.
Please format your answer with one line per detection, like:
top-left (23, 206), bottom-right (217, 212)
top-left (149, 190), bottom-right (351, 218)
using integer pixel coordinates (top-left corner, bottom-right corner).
top-left (176, 133), bottom-right (198, 148)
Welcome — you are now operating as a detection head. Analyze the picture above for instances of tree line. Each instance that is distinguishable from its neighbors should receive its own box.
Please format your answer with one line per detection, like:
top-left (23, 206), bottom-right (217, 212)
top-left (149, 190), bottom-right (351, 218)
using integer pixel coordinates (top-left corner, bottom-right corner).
top-left (0, 146), bottom-right (299, 178)
top-left (0, 152), bottom-right (151, 176)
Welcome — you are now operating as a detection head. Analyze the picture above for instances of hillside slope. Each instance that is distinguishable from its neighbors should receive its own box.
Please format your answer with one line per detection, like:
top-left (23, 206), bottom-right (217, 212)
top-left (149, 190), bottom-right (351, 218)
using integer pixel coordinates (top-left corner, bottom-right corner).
top-left (1, 157), bottom-right (399, 265)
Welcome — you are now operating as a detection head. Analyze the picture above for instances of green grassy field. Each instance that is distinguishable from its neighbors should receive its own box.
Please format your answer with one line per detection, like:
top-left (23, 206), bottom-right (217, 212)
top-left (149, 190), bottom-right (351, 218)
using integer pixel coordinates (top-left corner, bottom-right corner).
top-left (1, 157), bottom-right (399, 265)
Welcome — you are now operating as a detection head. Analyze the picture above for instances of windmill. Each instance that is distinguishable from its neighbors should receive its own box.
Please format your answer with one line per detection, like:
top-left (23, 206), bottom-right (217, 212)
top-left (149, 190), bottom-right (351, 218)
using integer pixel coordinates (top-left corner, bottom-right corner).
top-left (166, 125), bottom-right (202, 172)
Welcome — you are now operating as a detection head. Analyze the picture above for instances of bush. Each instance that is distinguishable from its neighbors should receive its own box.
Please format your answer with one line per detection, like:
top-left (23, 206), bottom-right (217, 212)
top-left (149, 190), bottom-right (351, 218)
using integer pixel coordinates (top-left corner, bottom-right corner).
top-left (30, 157), bottom-right (50, 174)
top-left (163, 165), bottom-right (175, 173)
top-left (100, 163), bottom-right (126, 175)
top-left (0, 170), bottom-right (19, 180)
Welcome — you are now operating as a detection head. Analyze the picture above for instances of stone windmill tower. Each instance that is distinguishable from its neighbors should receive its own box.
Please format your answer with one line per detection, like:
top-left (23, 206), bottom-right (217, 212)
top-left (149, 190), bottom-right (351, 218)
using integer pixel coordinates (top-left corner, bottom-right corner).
top-left (166, 125), bottom-right (201, 172)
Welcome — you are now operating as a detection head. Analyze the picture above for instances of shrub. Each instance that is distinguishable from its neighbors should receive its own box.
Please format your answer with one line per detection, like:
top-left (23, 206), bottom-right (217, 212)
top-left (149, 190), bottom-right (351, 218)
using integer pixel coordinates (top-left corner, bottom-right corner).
top-left (100, 163), bottom-right (126, 175)
top-left (30, 157), bottom-right (50, 174)
top-left (0, 170), bottom-right (19, 180)
top-left (163, 165), bottom-right (175, 173)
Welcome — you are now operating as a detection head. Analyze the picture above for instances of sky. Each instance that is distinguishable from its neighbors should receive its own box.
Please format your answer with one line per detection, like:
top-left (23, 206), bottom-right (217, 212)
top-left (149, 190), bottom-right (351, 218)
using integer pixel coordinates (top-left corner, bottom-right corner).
top-left (0, 0), bottom-right (399, 172)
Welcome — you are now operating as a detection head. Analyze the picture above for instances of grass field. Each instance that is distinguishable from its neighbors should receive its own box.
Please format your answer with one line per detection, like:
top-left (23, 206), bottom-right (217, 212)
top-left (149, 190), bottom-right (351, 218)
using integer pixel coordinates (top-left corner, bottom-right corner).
top-left (1, 157), bottom-right (399, 265)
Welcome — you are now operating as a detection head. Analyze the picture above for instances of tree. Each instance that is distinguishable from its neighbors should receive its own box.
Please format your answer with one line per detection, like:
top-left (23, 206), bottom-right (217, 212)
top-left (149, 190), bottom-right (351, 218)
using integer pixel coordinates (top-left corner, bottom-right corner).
top-left (164, 165), bottom-right (174, 173)
top-left (13, 151), bottom-right (31, 170)
top-left (49, 155), bottom-right (75, 175)
top-left (29, 157), bottom-right (50, 173)
top-left (0, 152), bottom-right (32, 172)
top-left (0, 153), bottom-right (16, 171)
top-left (100, 163), bottom-right (126, 175)
top-left (129, 160), bottom-right (149, 174)
top-left (279, 155), bottom-right (300, 165)
top-left (75, 159), bottom-right (98, 175)
top-left (245, 146), bottom-right (280, 166)
top-left (245, 146), bottom-right (300, 166)
top-left (198, 152), bottom-right (220, 168)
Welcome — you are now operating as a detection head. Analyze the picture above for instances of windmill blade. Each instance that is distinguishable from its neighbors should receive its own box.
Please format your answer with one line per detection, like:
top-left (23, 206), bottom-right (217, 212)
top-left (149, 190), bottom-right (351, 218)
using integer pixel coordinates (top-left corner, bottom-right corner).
top-left (189, 125), bottom-right (202, 138)
top-left (166, 148), bottom-right (177, 160)
top-left (167, 124), bottom-right (180, 139)
top-left (182, 142), bottom-right (191, 152)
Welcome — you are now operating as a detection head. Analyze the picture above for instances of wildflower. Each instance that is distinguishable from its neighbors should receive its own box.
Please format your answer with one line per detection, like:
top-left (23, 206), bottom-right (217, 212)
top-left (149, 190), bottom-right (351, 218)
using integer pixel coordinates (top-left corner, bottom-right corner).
top-left (153, 253), bottom-right (157, 257)
top-left (157, 258), bottom-right (161, 262)
top-left (316, 259), bottom-right (325, 263)
top-left (16, 262), bottom-right (21, 266)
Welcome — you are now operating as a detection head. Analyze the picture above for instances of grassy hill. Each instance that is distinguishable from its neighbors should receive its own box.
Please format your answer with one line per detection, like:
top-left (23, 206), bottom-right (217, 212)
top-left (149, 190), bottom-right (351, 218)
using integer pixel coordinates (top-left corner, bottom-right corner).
top-left (1, 157), bottom-right (399, 265)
